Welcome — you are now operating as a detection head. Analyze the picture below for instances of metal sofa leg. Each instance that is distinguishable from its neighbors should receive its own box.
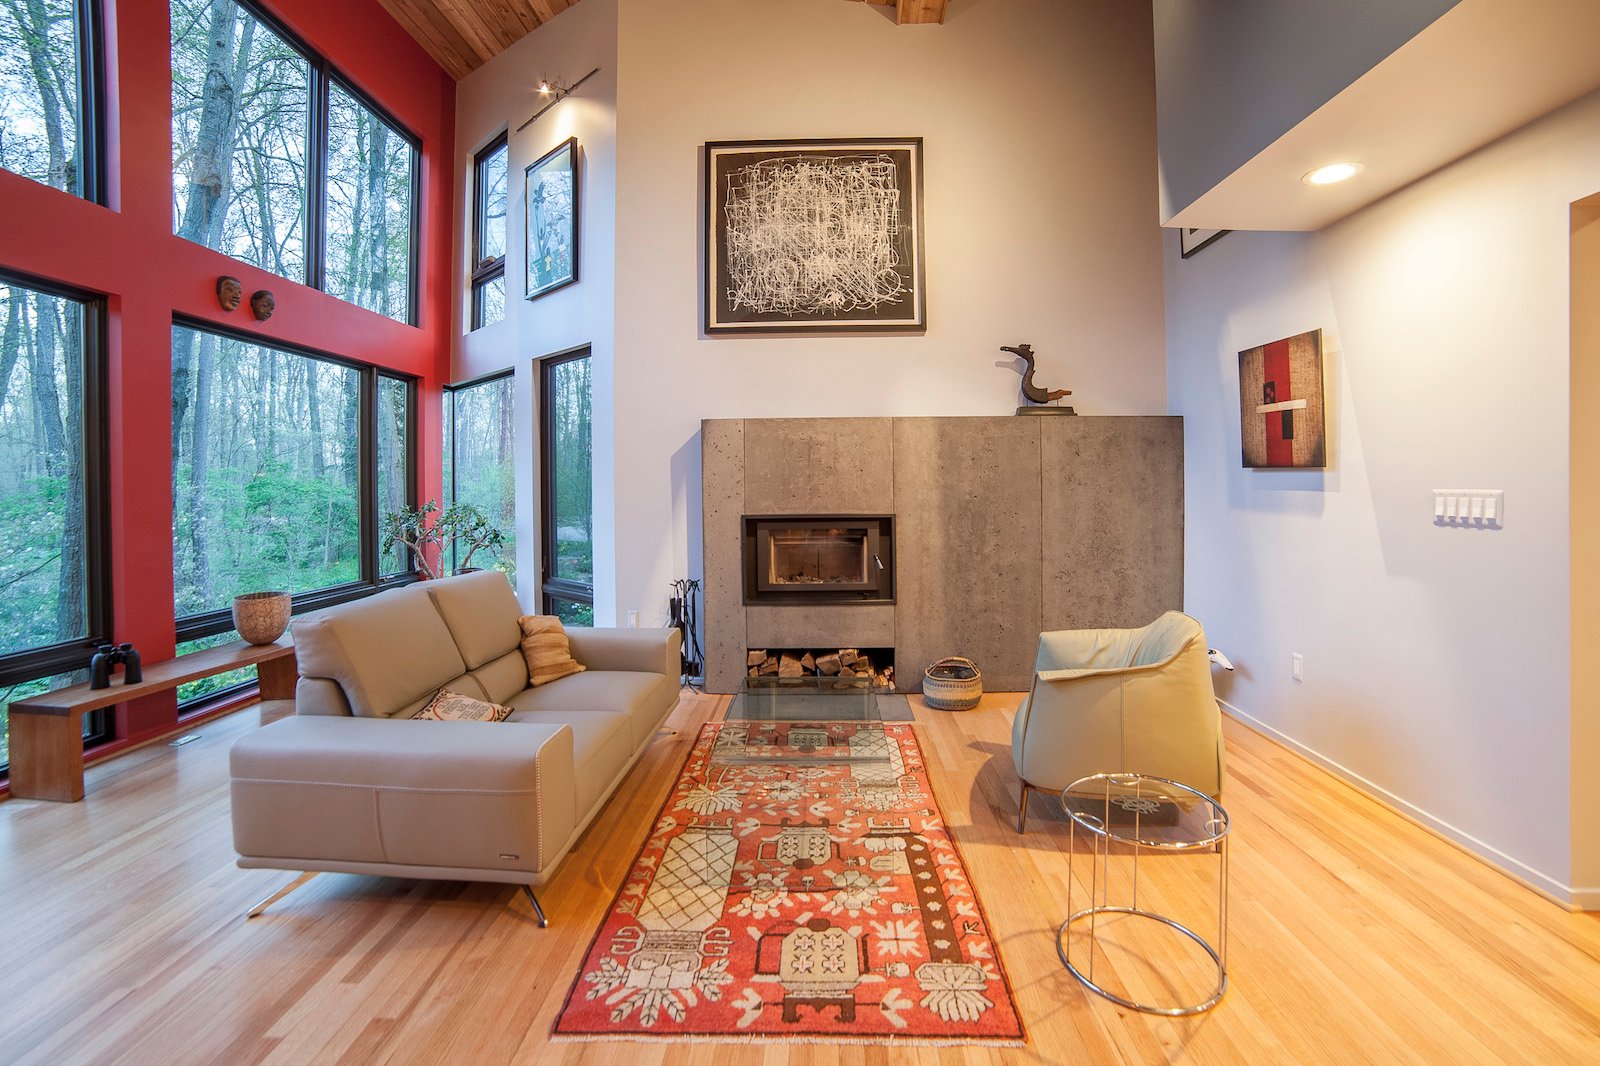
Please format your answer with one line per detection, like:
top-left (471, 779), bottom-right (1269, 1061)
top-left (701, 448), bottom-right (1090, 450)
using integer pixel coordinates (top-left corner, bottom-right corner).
top-left (522, 884), bottom-right (549, 928)
top-left (247, 871), bottom-right (319, 919)
top-left (1018, 782), bottom-right (1033, 834)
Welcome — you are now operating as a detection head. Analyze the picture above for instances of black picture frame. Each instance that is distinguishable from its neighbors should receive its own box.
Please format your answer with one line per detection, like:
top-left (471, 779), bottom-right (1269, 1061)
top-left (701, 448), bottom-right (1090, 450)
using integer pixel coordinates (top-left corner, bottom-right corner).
top-left (703, 137), bottom-right (926, 334)
top-left (1179, 227), bottom-right (1230, 259)
top-left (525, 136), bottom-right (579, 301)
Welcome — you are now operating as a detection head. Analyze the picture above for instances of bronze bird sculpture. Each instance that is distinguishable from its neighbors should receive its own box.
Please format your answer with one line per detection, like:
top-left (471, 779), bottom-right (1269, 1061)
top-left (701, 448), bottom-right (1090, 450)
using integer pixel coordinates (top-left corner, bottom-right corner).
top-left (1001, 343), bottom-right (1072, 404)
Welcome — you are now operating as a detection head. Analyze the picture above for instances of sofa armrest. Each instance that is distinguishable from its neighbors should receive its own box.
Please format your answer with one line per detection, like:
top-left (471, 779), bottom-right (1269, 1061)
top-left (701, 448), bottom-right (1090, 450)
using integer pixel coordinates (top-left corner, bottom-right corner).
top-left (230, 716), bottom-right (577, 879)
top-left (295, 676), bottom-right (353, 716)
top-left (566, 626), bottom-right (681, 677)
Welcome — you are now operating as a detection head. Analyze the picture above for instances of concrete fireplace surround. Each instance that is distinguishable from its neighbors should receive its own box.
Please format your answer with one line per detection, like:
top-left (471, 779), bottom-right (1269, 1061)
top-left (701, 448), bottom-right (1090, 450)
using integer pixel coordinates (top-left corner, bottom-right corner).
top-left (702, 416), bottom-right (1185, 693)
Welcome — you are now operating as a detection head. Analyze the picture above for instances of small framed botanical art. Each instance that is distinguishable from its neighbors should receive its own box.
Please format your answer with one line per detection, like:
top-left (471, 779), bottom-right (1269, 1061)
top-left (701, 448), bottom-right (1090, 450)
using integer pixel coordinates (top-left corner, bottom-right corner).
top-left (526, 137), bottom-right (578, 300)
top-left (1238, 329), bottom-right (1327, 468)
top-left (704, 137), bottom-right (926, 334)
top-left (1180, 227), bottom-right (1229, 258)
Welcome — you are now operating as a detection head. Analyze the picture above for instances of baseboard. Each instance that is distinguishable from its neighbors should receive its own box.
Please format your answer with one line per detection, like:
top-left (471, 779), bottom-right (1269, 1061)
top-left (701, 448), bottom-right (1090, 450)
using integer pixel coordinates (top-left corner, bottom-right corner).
top-left (1217, 698), bottom-right (1583, 909)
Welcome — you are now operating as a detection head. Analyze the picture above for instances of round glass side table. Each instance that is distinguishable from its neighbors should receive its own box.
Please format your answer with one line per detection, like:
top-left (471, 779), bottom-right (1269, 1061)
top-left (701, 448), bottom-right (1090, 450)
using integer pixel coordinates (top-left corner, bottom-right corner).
top-left (1057, 773), bottom-right (1229, 1016)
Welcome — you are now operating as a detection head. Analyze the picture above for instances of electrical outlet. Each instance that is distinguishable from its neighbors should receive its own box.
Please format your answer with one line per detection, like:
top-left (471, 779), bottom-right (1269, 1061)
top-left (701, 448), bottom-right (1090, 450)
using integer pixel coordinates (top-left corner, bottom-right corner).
top-left (1291, 653), bottom-right (1304, 683)
top-left (627, 610), bottom-right (640, 628)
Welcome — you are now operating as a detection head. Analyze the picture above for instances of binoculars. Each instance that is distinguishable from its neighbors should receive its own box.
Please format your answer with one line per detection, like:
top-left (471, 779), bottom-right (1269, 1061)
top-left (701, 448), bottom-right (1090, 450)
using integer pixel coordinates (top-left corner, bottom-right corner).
top-left (89, 642), bottom-right (143, 689)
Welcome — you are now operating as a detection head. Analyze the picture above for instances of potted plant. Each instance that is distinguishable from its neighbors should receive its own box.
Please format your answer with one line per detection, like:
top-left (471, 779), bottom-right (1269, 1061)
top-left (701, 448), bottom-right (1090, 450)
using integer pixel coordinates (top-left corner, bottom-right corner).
top-left (381, 500), bottom-right (447, 579)
top-left (440, 503), bottom-right (506, 573)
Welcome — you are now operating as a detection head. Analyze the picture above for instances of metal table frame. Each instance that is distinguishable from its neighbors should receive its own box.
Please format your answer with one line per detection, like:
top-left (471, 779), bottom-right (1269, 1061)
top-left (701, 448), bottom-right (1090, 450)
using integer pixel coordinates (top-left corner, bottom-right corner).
top-left (1056, 772), bottom-right (1229, 1016)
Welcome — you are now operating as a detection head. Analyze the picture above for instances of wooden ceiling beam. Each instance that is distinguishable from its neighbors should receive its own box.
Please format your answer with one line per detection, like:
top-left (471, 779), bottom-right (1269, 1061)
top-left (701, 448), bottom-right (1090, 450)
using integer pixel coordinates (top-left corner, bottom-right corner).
top-left (895, 0), bottom-right (947, 24)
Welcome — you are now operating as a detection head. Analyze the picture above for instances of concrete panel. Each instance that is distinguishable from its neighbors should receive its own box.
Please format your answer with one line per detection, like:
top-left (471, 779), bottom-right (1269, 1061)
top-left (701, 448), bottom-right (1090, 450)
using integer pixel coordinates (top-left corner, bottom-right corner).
top-left (893, 417), bottom-right (1043, 692)
top-left (701, 420), bottom-right (746, 693)
top-left (1042, 417), bottom-right (1184, 631)
top-left (746, 605), bottom-right (897, 650)
top-left (743, 419), bottom-right (895, 515)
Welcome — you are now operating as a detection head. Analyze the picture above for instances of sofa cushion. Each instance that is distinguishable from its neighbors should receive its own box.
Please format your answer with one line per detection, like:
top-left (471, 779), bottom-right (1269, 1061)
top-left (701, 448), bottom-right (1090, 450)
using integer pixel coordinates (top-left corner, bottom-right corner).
top-left (519, 615), bottom-right (586, 686)
top-left (425, 571), bottom-right (525, 669)
top-left (412, 688), bottom-right (513, 722)
top-left (503, 702), bottom-right (631, 813)
top-left (510, 670), bottom-right (673, 751)
top-left (472, 649), bottom-right (532, 705)
top-left (292, 586), bottom-right (467, 718)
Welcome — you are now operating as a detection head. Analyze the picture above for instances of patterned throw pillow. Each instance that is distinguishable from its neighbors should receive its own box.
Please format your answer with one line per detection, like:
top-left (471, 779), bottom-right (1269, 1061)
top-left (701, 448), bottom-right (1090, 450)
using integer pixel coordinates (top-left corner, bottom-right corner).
top-left (519, 614), bottom-right (586, 687)
top-left (411, 688), bottom-right (513, 722)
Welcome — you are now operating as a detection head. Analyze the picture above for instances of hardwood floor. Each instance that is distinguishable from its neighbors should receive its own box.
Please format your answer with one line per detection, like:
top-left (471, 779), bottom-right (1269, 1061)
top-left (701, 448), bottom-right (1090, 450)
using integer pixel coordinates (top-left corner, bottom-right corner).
top-left (1, 690), bottom-right (1596, 1064)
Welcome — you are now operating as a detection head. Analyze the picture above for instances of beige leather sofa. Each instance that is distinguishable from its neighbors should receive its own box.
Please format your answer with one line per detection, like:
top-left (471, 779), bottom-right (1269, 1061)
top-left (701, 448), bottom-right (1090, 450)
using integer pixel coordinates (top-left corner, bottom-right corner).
top-left (1011, 611), bottom-right (1225, 832)
top-left (229, 571), bottom-right (681, 925)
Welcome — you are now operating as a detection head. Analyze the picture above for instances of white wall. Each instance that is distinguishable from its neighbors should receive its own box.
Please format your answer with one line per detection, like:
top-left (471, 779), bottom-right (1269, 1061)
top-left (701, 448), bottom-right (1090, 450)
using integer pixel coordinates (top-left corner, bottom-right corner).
top-left (453, 0), bottom-right (619, 611)
top-left (1167, 90), bottom-right (1600, 902)
top-left (611, 0), bottom-right (1169, 629)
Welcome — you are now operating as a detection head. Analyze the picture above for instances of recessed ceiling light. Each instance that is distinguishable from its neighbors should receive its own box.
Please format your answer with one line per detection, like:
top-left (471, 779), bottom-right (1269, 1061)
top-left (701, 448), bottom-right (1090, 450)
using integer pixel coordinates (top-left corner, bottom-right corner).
top-left (1303, 162), bottom-right (1364, 186)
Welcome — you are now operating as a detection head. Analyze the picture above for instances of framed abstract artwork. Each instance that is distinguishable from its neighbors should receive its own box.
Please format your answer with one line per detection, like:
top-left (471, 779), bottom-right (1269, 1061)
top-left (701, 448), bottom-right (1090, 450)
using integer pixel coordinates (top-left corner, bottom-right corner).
top-left (526, 137), bottom-right (578, 300)
top-left (703, 137), bottom-right (926, 334)
top-left (1180, 227), bottom-right (1229, 258)
top-left (1238, 329), bottom-right (1327, 468)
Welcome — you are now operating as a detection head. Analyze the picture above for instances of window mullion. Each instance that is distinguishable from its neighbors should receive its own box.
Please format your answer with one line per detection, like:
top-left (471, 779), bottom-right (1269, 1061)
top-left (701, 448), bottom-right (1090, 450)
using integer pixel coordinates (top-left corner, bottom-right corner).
top-left (306, 59), bottom-right (330, 292)
top-left (359, 367), bottom-right (377, 584)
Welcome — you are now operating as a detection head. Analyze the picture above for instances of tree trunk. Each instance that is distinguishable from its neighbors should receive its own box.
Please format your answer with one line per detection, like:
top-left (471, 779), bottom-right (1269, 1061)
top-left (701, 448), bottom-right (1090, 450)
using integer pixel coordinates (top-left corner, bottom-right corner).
top-left (174, 0), bottom-right (247, 451)
top-left (186, 330), bottom-right (217, 605)
top-left (19, 0), bottom-right (72, 191)
top-left (56, 302), bottom-right (86, 638)
top-left (28, 292), bottom-right (68, 476)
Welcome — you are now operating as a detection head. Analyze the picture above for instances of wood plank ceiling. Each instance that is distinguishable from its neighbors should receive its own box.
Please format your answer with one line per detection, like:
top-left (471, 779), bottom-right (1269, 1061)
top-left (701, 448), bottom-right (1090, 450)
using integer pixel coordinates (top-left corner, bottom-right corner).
top-left (380, 0), bottom-right (947, 81)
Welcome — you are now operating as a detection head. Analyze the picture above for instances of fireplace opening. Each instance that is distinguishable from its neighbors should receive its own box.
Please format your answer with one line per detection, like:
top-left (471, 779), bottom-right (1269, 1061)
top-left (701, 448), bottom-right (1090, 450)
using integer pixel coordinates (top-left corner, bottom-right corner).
top-left (742, 515), bottom-right (894, 604)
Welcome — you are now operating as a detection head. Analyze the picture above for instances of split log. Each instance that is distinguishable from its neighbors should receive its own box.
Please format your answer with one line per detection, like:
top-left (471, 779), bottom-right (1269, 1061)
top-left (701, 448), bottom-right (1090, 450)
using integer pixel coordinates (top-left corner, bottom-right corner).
top-left (779, 653), bottom-right (804, 678)
top-left (747, 650), bottom-right (766, 667)
top-left (800, 652), bottom-right (816, 673)
top-left (838, 648), bottom-right (860, 667)
top-left (816, 653), bottom-right (842, 676)
top-left (759, 657), bottom-right (780, 676)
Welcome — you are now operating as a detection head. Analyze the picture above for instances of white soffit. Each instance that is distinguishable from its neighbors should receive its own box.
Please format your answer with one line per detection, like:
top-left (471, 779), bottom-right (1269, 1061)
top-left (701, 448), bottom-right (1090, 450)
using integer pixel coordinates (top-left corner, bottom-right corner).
top-left (1166, 0), bottom-right (1600, 232)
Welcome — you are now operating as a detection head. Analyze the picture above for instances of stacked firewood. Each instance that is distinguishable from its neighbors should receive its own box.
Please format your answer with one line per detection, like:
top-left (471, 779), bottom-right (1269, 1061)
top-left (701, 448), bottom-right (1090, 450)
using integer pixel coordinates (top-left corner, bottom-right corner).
top-left (746, 648), bottom-right (895, 689)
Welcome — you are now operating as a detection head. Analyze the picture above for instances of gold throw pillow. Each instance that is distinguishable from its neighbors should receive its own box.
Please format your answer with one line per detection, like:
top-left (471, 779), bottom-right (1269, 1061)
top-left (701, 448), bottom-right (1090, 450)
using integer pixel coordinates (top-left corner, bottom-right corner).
top-left (412, 688), bottom-right (513, 722)
top-left (519, 614), bottom-right (586, 687)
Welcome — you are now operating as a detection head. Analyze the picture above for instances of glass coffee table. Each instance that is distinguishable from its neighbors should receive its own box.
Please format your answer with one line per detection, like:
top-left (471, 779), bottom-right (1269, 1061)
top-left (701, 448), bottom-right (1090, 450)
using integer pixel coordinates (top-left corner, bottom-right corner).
top-left (713, 675), bottom-right (889, 766)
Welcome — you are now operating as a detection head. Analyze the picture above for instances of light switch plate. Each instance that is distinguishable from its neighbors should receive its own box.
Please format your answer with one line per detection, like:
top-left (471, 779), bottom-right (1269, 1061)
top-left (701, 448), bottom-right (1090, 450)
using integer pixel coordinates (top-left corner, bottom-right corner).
top-left (1433, 489), bottom-right (1503, 528)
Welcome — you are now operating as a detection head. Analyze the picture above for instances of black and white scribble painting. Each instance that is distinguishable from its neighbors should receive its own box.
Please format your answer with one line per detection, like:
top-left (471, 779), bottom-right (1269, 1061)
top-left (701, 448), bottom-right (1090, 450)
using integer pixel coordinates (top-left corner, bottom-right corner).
top-left (704, 139), bottom-right (925, 333)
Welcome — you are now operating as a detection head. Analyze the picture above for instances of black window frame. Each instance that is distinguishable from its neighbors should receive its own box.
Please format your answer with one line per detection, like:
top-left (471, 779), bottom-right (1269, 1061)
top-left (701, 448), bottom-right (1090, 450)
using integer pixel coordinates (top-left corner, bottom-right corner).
top-left (173, 0), bottom-right (423, 325)
top-left (0, 267), bottom-right (112, 690)
top-left (0, 0), bottom-right (107, 203)
top-left (539, 345), bottom-right (593, 618)
top-left (169, 316), bottom-right (418, 646)
top-left (470, 131), bottom-right (509, 330)
top-left (443, 367), bottom-right (515, 575)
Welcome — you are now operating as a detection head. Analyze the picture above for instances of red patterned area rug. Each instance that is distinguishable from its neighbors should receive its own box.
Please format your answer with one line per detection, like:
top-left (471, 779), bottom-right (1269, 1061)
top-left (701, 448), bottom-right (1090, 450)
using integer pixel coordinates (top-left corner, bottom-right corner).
top-left (552, 722), bottom-right (1026, 1046)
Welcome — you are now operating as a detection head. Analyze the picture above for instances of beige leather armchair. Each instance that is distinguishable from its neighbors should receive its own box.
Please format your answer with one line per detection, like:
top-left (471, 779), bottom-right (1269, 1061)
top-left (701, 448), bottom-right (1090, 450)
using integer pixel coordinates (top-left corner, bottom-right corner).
top-left (1010, 611), bottom-right (1225, 832)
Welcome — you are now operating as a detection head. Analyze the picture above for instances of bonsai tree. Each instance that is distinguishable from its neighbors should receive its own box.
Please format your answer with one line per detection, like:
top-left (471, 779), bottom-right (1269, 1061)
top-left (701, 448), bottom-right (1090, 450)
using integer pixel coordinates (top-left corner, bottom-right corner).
top-left (380, 500), bottom-right (446, 579)
top-left (440, 503), bottom-right (506, 572)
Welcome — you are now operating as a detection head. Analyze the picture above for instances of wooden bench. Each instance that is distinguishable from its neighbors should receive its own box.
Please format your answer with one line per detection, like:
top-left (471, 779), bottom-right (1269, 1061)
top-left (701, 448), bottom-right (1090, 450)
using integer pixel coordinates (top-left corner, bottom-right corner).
top-left (6, 639), bottom-right (297, 802)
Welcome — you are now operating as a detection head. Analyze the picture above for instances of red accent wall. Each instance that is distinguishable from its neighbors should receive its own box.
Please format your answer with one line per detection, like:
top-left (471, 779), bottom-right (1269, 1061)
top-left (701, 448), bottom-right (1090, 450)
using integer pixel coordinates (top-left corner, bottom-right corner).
top-left (0, 0), bottom-right (455, 749)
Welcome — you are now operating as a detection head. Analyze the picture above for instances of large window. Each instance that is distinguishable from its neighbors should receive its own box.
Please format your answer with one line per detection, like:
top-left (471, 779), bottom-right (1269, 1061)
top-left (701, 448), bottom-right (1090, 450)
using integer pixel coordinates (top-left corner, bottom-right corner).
top-left (444, 371), bottom-right (515, 582)
top-left (541, 349), bottom-right (592, 624)
top-left (470, 133), bottom-right (508, 330)
top-left (0, 0), bottom-right (103, 201)
top-left (170, 0), bottom-right (418, 323)
top-left (171, 321), bottom-right (414, 647)
top-left (0, 271), bottom-right (109, 764)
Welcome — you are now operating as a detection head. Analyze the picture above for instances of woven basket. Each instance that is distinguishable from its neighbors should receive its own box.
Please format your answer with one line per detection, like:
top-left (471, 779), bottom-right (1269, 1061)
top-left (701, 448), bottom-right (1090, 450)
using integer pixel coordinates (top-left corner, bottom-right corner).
top-left (922, 657), bottom-right (982, 711)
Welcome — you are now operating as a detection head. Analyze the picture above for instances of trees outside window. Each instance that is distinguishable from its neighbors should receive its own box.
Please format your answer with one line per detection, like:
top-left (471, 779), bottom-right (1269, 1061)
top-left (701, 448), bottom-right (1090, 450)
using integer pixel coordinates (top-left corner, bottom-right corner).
top-left (444, 372), bottom-right (515, 582)
top-left (0, 272), bottom-right (108, 765)
top-left (541, 349), bottom-right (592, 624)
top-left (0, 0), bottom-right (102, 201)
top-left (325, 81), bottom-right (414, 321)
top-left (170, 322), bottom-right (415, 665)
top-left (170, 0), bottom-right (418, 323)
top-left (470, 134), bottom-right (508, 330)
